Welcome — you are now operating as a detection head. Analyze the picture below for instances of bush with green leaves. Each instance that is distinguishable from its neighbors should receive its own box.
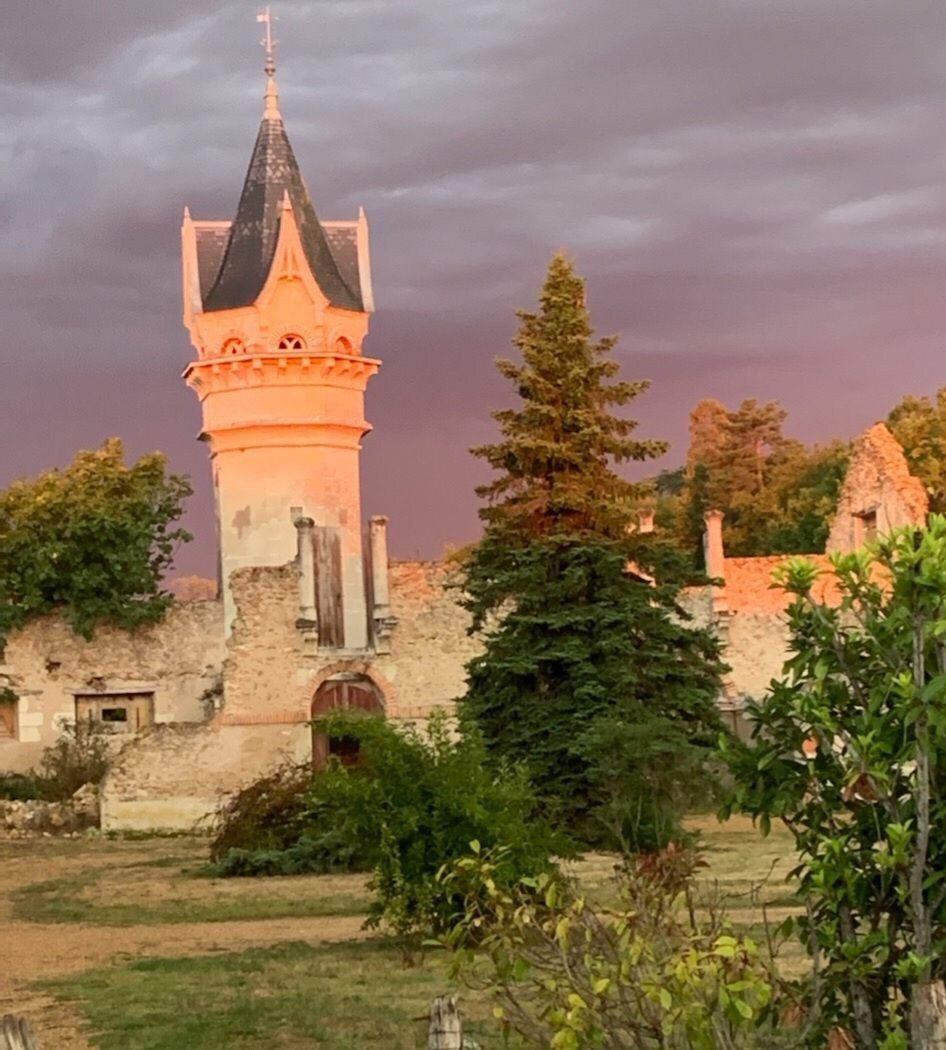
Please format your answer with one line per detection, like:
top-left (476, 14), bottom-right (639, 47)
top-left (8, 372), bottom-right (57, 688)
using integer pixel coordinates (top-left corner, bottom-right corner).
top-left (209, 710), bottom-right (563, 955)
top-left (441, 843), bottom-right (791, 1050)
top-left (0, 438), bottom-right (191, 644)
top-left (722, 517), bottom-right (946, 1048)
top-left (37, 717), bottom-right (112, 801)
top-left (0, 717), bottom-right (111, 803)
top-left (0, 771), bottom-right (45, 801)
top-left (209, 762), bottom-right (317, 863)
top-left (312, 710), bottom-right (563, 952)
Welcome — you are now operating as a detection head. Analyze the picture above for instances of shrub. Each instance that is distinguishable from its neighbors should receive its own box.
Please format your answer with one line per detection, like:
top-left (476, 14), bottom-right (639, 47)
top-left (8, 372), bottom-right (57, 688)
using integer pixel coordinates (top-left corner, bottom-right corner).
top-left (0, 771), bottom-right (44, 801)
top-left (308, 709), bottom-right (565, 954)
top-left (209, 762), bottom-right (314, 862)
top-left (208, 839), bottom-right (360, 878)
top-left (209, 709), bottom-right (564, 958)
top-left (442, 843), bottom-right (792, 1049)
top-left (578, 714), bottom-right (710, 853)
top-left (35, 718), bottom-right (111, 801)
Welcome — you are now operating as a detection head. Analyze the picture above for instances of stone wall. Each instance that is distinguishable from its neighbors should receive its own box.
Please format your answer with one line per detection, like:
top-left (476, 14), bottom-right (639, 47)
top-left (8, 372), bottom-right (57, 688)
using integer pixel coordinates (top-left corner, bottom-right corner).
top-left (0, 785), bottom-right (99, 839)
top-left (219, 557), bottom-right (479, 723)
top-left (0, 599), bottom-right (224, 773)
top-left (100, 557), bottom-right (481, 830)
top-left (379, 560), bottom-right (481, 718)
top-left (101, 721), bottom-right (310, 831)
top-left (828, 422), bottom-right (928, 552)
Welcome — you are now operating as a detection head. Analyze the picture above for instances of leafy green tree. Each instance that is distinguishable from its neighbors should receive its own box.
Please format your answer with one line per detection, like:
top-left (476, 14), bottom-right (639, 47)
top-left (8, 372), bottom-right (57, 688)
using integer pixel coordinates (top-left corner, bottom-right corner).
top-left (753, 440), bottom-right (849, 554)
top-left (461, 253), bottom-right (724, 847)
top-left (888, 386), bottom-right (946, 513)
top-left (723, 519), bottom-right (946, 1047)
top-left (667, 398), bottom-right (848, 562)
top-left (0, 438), bottom-right (192, 642)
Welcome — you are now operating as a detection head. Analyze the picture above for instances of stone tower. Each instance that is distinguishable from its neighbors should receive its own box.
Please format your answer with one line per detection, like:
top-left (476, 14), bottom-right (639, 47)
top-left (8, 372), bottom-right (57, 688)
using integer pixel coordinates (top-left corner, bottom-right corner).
top-left (181, 39), bottom-right (378, 644)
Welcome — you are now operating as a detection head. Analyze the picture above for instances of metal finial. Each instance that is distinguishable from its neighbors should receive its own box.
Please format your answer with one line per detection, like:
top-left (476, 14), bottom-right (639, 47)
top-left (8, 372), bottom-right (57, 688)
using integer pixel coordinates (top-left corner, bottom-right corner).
top-left (257, 7), bottom-right (277, 75)
top-left (257, 7), bottom-right (280, 117)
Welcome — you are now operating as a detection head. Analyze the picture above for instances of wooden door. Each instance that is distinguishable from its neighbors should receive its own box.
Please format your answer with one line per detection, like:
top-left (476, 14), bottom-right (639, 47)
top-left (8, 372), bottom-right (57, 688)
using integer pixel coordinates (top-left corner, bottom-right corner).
top-left (311, 679), bottom-right (382, 768)
top-left (313, 527), bottom-right (344, 648)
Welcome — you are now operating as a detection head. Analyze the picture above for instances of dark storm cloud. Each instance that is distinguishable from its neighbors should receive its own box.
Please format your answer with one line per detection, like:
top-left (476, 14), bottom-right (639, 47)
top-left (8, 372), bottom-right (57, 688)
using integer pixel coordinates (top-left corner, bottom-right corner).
top-left (4, 0), bottom-right (946, 569)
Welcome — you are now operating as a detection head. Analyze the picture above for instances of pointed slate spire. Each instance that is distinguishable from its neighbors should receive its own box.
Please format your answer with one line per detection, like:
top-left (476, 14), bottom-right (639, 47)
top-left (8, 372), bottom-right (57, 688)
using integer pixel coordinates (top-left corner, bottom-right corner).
top-left (203, 22), bottom-right (362, 313)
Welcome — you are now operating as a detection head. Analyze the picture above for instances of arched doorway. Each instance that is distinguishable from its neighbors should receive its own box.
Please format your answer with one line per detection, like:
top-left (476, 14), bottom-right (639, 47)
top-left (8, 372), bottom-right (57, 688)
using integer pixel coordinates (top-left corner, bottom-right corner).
top-left (311, 675), bottom-right (384, 768)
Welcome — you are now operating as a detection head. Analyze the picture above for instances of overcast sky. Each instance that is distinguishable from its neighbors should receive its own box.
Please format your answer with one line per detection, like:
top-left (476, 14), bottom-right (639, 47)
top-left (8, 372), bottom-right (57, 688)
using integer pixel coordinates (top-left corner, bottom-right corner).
top-left (3, 1), bottom-right (946, 574)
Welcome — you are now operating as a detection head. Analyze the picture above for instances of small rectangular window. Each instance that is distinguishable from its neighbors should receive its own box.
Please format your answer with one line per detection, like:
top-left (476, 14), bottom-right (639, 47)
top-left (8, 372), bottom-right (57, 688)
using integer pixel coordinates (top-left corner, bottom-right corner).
top-left (75, 693), bottom-right (154, 733)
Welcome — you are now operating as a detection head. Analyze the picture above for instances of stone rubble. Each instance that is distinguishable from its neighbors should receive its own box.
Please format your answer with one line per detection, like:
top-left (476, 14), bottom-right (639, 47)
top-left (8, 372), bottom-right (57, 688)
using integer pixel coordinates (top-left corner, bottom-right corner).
top-left (0, 784), bottom-right (100, 838)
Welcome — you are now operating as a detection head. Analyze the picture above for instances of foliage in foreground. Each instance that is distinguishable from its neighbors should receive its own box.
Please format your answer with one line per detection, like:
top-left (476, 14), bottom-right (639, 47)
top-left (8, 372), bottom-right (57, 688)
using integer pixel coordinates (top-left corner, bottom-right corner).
top-left (462, 253), bottom-right (724, 848)
top-left (0, 438), bottom-right (191, 644)
top-left (210, 712), bottom-right (561, 953)
top-left (0, 771), bottom-right (45, 801)
top-left (442, 843), bottom-right (795, 1050)
top-left (724, 517), bottom-right (946, 1048)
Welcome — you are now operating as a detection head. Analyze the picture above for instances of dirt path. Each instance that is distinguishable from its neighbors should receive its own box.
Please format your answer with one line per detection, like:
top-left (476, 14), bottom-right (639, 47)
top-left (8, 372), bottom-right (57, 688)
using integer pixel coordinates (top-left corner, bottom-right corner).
top-left (0, 840), bottom-right (370, 1048)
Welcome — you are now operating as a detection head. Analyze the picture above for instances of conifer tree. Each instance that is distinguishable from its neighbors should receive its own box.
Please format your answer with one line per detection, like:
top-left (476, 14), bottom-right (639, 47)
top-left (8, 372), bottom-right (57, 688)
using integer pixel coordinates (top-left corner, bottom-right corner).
top-left (461, 254), bottom-right (724, 849)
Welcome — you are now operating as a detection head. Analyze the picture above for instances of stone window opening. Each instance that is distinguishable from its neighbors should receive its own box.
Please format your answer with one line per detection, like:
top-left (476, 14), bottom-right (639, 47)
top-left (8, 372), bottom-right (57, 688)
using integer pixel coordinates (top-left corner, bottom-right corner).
top-left (221, 337), bottom-right (245, 356)
top-left (75, 693), bottom-right (155, 734)
top-left (311, 675), bottom-right (383, 768)
top-left (334, 336), bottom-right (353, 354)
top-left (278, 334), bottom-right (306, 351)
top-left (0, 689), bottom-right (17, 739)
top-left (855, 508), bottom-right (879, 547)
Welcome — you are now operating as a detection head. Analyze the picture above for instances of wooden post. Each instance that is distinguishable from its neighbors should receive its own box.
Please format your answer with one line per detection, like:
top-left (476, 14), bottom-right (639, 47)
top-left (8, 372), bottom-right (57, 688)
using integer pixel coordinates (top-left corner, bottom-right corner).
top-left (428, 995), bottom-right (462, 1050)
top-left (0, 1015), bottom-right (40, 1050)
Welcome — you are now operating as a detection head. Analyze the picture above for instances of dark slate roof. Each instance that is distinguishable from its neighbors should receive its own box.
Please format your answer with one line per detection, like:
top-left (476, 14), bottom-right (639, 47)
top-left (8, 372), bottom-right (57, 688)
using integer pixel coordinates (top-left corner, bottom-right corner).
top-left (322, 222), bottom-right (362, 304)
top-left (195, 224), bottom-right (230, 301)
top-left (203, 115), bottom-right (363, 312)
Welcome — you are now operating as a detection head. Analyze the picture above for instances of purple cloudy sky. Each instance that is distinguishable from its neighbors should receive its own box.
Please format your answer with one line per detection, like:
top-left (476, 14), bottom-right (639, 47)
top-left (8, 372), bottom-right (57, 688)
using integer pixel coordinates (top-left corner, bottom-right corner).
top-left (3, 1), bottom-right (946, 575)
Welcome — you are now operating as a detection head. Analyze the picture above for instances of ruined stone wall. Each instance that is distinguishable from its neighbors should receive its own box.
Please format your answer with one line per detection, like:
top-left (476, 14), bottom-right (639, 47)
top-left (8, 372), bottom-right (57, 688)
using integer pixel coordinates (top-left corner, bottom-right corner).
top-left (828, 422), bottom-right (929, 552)
top-left (219, 558), bottom-right (479, 723)
top-left (683, 583), bottom-right (790, 720)
top-left (218, 564), bottom-right (304, 723)
top-left (0, 600), bottom-right (224, 773)
top-left (378, 561), bottom-right (481, 718)
top-left (102, 721), bottom-right (310, 831)
top-left (100, 558), bottom-right (481, 829)
top-left (722, 612), bottom-right (791, 701)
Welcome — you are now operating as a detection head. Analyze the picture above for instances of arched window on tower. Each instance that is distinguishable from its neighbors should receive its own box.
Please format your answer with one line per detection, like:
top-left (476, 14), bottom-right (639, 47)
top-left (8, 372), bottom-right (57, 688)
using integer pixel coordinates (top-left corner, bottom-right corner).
top-left (221, 337), bottom-right (245, 356)
top-left (311, 675), bottom-right (383, 768)
top-left (278, 334), bottom-right (306, 351)
top-left (334, 336), bottom-right (353, 355)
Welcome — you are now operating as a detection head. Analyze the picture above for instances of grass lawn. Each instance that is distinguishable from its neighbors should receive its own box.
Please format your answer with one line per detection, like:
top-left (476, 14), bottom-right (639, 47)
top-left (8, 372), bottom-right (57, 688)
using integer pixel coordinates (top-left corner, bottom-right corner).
top-left (42, 939), bottom-right (515, 1050)
top-left (14, 815), bottom-right (803, 1048)
top-left (13, 866), bottom-right (370, 926)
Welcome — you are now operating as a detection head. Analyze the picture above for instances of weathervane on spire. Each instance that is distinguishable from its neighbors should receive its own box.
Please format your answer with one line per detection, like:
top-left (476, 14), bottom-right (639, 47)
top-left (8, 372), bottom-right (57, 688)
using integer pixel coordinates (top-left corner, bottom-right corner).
top-left (257, 7), bottom-right (280, 116)
top-left (257, 7), bottom-right (277, 74)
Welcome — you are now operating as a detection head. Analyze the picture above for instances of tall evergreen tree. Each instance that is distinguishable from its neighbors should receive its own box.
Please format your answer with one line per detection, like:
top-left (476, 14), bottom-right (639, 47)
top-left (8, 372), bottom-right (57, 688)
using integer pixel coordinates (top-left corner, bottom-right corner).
top-left (461, 254), bottom-right (724, 849)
